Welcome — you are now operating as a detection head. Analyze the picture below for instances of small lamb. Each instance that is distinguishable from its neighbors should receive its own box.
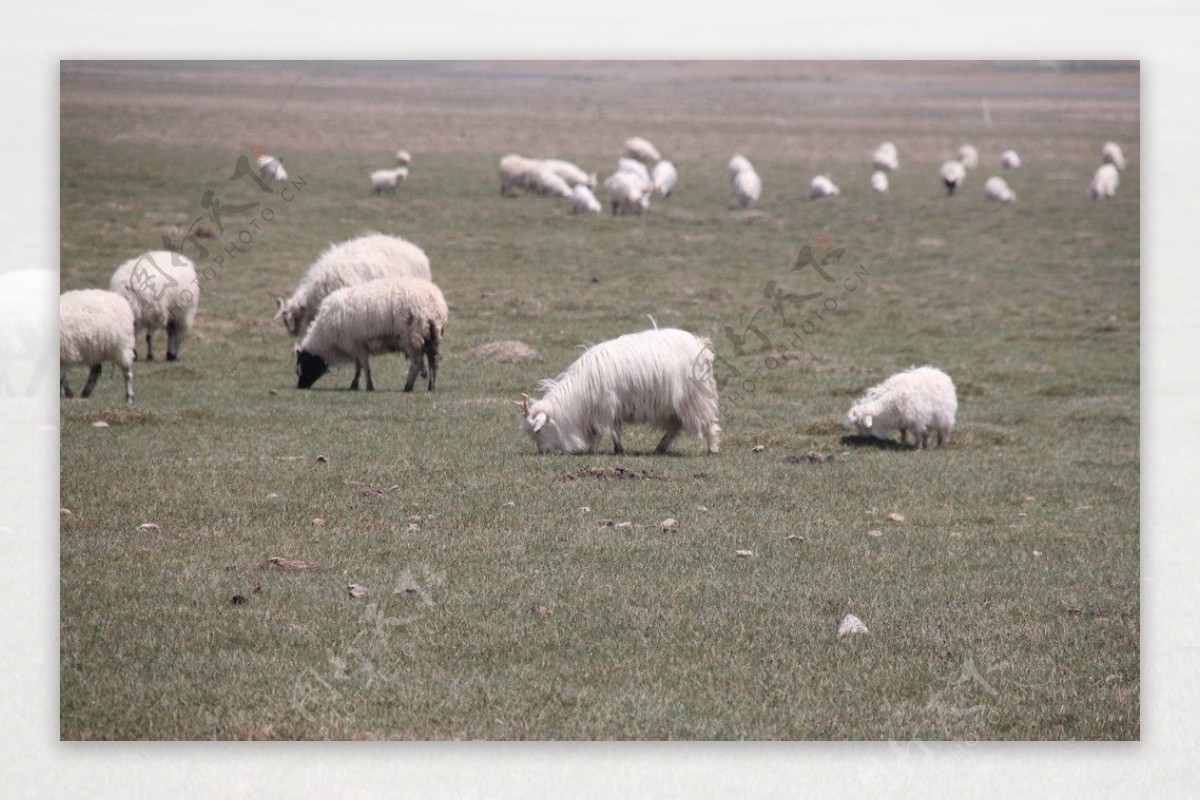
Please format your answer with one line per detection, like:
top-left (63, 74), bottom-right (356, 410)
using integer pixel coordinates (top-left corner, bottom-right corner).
top-left (810, 175), bottom-right (840, 199)
top-left (870, 170), bottom-right (889, 193)
top-left (845, 365), bottom-right (957, 449)
top-left (371, 167), bottom-right (408, 193)
top-left (60, 289), bottom-right (136, 403)
top-left (984, 175), bottom-right (1016, 203)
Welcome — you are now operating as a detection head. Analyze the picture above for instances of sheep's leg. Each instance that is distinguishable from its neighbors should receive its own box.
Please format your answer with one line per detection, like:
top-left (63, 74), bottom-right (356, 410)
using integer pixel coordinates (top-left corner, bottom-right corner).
top-left (654, 418), bottom-right (683, 454)
top-left (60, 372), bottom-right (74, 399)
top-left (80, 364), bottom-right (102, 398)
top-left (938, 428), bottom-right (949, 448)
top-left (349, 358), bottom-right (362, 390)
top-left (898, 428), bottom-right (909, 446)
top-left (424, 334), bottom-right (439, 392)
top-left (166, 321), bottom-right (181, 361)
top-left (144, 330), bottom-right (154, 361)
top-left (611, 427), bottom-right (625, 456)
top-left (402, 355), bottom-right (421, 393)
top-left (703, 421), bottom-right (721, 454)
top-left (122, 364), bottom-right (134, 404)
top-left (363, 357), bottom-right (375, 392)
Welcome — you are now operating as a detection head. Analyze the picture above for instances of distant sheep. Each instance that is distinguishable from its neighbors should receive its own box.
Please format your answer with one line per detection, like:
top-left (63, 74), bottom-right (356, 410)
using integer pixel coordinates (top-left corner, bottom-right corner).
top-left (499, 154), bottom-right (540, 196)
top-left (109, 250), bottom-right (200, 362)
top-left (276, 233), bottom-right (433, 340)
top-left (1090, 163), bottom-right (1120, 199)
top-left (1000, 150), bottom-right (1021, 169)
top-left (519, 327), bottom-right (720, 455)
top-left (370, 167), bottom-right (408, 194)
top-left (810, 175), bottom-right (840, 199)
top-left (395, 150), bottom-right (412, 167)
top-left (845, 365), bottom-right (957, 449)
top-left (623, 136), bottom-right (662, 167)
top-left (541, 159), bottom-right (597, 189)
top-left (617, 157), bottom-right (654, 190)
top-left (872, 142), bottom-right (899, 171)
top-left (984, 176), bottom-right (1016, 203)
top-left (651, 160), bottom-right (678, 197)
top-left (957, 144), bottom-right (979, 169)
top-left (571, 184), bottom-right (602, 214)
top-left (1101, 141), bottom-right (1126, 171)
top-left (870, 170), bottom-right (889, 194)
top-left (604, 171), bottom-right (651, 215)
top-left (60, 289), bottom-right (136, 403)
top-left (728, 154), bottom-right (754, 179)
top-left (296, 276), bottom-right (448, 392)
top-left (732, 168), bottom-right (762, 208)
top-left (256, 154), bottom-right (289, 182)
top-left (528, 165), bottom-right (575, 198)
top-left (940, 160), bottom-right (966, 195)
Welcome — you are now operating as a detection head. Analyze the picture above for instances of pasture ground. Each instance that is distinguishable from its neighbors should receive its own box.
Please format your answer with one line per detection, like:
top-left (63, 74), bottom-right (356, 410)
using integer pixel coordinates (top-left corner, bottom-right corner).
top-left (59, 61), bottom-right (1139, 740)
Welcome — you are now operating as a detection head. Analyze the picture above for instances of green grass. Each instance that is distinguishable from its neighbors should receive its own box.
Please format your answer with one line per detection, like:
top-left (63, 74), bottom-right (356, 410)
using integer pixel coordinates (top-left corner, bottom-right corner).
top-left (59, 61), bottom-right (1138, 740)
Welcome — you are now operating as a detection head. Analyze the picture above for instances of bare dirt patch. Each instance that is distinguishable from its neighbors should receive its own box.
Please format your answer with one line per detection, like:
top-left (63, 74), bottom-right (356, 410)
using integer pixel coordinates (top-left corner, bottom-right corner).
top-left (560, 466), bottom-right (665, 481)
top-left (470, 340), bottom-right (540, 363)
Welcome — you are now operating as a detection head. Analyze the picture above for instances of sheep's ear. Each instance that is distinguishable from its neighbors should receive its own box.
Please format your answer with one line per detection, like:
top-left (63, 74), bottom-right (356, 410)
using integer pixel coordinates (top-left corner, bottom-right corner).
top-left (531, 412), bottom-right (547, 433)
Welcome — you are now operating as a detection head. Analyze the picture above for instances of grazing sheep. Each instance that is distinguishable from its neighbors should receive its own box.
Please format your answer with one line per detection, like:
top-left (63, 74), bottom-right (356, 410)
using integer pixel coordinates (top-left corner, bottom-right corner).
top-left (296, 276), bottom-right (448, 392)
top-left (872, 142), bottom-right (899, 171)
top-left (541, 159), bottom-right (597, 189)
top-left (1090, 163), bottom-right (1120, 199)
top-left (617, 157), bottom-right (654, 190)
top-left (109, 250), bottom-right (200, 362)
top-left (870, 170), bottom-right (889, 194)
top-left (623, 136), bottom-right (662, 167)
top-left (370, 167), bottom-right (409, 194)
top-left (810, 175), bottom-right (840, 199)
top-left (651, 160), bottom-right (678, 197)
top-left (395, 149), bottom-right (412, 167)
top-left (604, 171), bottom-right (651, 216)
top-left (571, 184), bottom-right (603, 214)
top-left (957, 144), bottom-right (979, 169)
top-left (728, 154), bottom-right (754, 179)
top-left (518, 327), bottom-right (720, 455)
top-left (276, 233), bottom-right (433, 339)
top-left (1000, 149), bottom-right (1021, 169)
top-left (940, 160), bottom-right (966, 195)
top-left (732, 168), bottom-right (762, 208)
top-left (1101, 141), bottom-right (1126, 171)
top-left (499, 154), bottom-right (541, 196)
top-left (844, 365), bottom-right (957, 449)
top-left (984, 175), bottom-right (1016, 203)
top-left (256, 154), bottom-right (289, 182)
top-left (528, 165), bottom-right (575, 198)
top-left (59, 289), bottom-right (136, 403)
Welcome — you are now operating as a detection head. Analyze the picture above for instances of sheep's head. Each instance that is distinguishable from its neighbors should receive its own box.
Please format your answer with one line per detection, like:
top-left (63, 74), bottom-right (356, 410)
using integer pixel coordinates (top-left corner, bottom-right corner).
top-left (517, 393), bottom-right (562, 454)
top-left (275, 298), bottom-right (305, 336)
top-left (296, 347), bottom-right (329, 389)
top-left (844, 407), bottom-right (873, 435)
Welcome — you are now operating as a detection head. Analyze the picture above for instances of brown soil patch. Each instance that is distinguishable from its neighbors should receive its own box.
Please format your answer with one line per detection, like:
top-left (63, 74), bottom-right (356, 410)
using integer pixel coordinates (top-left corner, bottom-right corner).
top-left (470, 340), bottom-right (540, 363)
top-left (560, 466), bottom-right (665, 481)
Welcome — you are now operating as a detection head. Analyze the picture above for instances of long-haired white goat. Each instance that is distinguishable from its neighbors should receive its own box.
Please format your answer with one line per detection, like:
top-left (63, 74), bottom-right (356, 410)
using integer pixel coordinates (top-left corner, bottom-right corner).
top-left (518, 327), bottom-right (721, 455)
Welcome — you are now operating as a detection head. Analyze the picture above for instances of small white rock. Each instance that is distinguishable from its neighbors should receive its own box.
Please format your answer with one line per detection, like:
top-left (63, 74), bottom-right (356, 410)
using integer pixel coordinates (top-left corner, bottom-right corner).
top-left (735, 549), bottom-right (753, 557)
top-left (348, 584), bottom-right (368, 598)
top-left (91, 421), bottom-right (109, 429)
top-left (661, 518), bottom-right (678, 531)
top-left (838, 614), bottom-right (870, 637)
top-left (137, 523), bottom-right (160, 532)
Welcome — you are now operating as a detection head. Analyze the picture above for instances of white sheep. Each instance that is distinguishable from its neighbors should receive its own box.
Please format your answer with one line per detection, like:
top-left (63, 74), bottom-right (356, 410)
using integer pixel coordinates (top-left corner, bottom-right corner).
top-left (872, 142), bottom-right (899, 171)
top-left (528, 165), bottom-right (575, 198)
top-left (518, 327), bottom-right (720, 455)
top-left (1101, 141), bottom-right (1126, 171)
top-left (571, 184), bottom-right (602, 214)
top-left (940, 160), bottom-right (966, 195)
top-left (296, 275), bottom-right (448, 392)
top-left (109, 250), bottom-right (200, 362)
top-left (728, 154), bottom-right (754, 179)
top-left (499, 154), bottom-right (540, 196)
top-left (59, 289), bottom-right (136, 403)
top-left (651, 160), bottom-right (678, 197)
top-left (810, 175), bottom-right (840, 199)
top-left (604, 171), bottom-right (651, 216)
top-left (844, 365), bottom-right (957, 449)
top-left (957, 144), bottom-right (979, 169)
top-left (395, 149), bottom-right (412, 167)
top-left (1000, 150), bottom-right (1021, 169)
top-left (732, 168), bottom-right (762, 208)
top-left (540, 159), bottom-right (597, 189)
top-left (984, 175), bottom-right (1016, 203)
top-left (623, 136), bottom-right (662, 167)
top-left (870, 170), bottom-right (889, 194)
top-left (1090, 163), bottom-right (1120, 199)
top-left (256, 154), bottom-right (289, 182)
top-left (617, 157), bottom-right (654, 191)
top-left (370, 167), bottom-right (408, 193)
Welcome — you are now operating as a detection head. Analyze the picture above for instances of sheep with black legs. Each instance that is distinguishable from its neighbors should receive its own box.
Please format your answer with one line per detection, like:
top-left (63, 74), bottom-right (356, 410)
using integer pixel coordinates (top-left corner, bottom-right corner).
top-left (940, 160), bottom-right (966, 195)
top-left (371, 167), bottom-right (408, 193)
top-left (518, 327), bottom-right (720, 455)
top-left (295, 276), bottom-right (448, 392)
top-left (844, 366), bottom-right (957, 449)
top-left (60, 289), bottom-right (136, 403)
top-left (109, 250), bottom-right (200, 362)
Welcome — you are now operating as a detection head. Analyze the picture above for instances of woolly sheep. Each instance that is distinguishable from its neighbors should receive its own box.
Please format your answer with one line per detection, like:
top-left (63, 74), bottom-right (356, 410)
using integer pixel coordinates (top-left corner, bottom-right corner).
top-left (810, 175), bottom-right (840, 199)
top-left (1090, 163), bottom-right (1120, 199)
top-left (518, 327), bottom-right (720, 455)
top-left (109, 250), bottom-right (200, 362)
top-left (940, 160), bottom-right (966, 195)
top-left (499, 154), bottom-right (540, 196)
top-left (870, 170), bottom-right (889, 194)
top-left (728, 154), bottom-right (754, 179)
top-left (984, 175), bottom-right (1016, 203)
top-left (527, 165), bottom-right (575, 198)
top-left (957, 144), bottom-right (979, 169)
top-left (59, 289), bottom-right (135, 403)
top-left (540, 159), bottom-right (597, 189)
top-left (571, 184), bottom-right (602, 214)
top-left (872, 142), bottom-right (899, 171)
top-left (370, 167), bottom-right (408, 193)
top-left (617, 157), bottom-right (654, 191)
top-left (395, 149), bottom-right (412, 167)
top-left (256, 154), bottom-right (288, 182)
top-left (623, 136), bottom-right (662, 167)
top-left (844, 365), bottom-right (957, 449)
top-left (732, 168), bottom-right (762, 208)
top-left (296, 275), bottom-right (448, 392)
top-left (651, 160), bottom-right (678, 197)
top-left (1000, 149), bottom-right (1021, 169)
top-left (1101, 141), bottom-right (1126, 171)
top-left (604, 171), bottom-right (651, 216)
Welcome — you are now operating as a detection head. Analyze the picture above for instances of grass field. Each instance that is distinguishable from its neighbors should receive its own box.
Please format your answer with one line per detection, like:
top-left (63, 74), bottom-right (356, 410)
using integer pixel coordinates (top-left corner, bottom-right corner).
top-left (58, 61), bottom-right (1139, 740)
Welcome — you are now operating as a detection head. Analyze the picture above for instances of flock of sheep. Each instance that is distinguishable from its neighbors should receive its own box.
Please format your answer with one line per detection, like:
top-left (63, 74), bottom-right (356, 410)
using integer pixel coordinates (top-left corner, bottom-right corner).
top-left (61, 133), bottom-right (1129, 454)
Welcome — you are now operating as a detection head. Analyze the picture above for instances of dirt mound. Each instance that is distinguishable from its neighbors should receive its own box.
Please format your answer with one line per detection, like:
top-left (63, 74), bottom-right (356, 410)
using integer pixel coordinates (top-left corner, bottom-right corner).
top-left (470, 340), bottom-right (539, 363)
top-left (560, 466), bottom-right (665, 481)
